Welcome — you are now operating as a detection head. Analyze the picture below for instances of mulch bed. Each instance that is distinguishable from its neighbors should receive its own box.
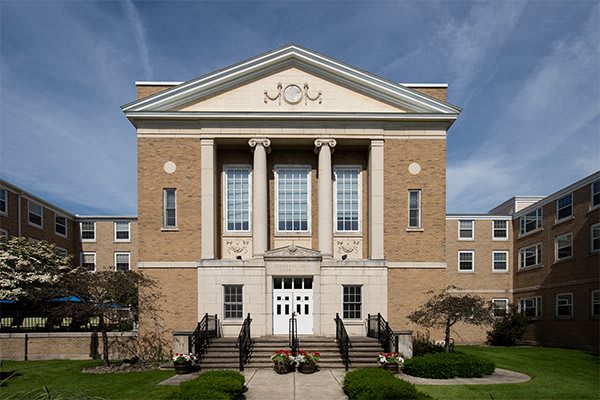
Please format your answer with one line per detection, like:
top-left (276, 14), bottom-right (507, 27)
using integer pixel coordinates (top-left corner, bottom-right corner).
top-left (82, 362), bottom-right (156, 374)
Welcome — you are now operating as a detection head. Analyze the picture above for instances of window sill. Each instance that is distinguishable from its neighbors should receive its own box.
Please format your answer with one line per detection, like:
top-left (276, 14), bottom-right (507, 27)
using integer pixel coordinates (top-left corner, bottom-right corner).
top-left (274, 232), bottom-right (312, 237)
top-left (55, 233), bottom-right (68, 239)
top-left (587, 205), bottom-right (599, 214)
top-left (555, 316), bottom-right (574, 320)
top-left (458, 238), bottom-right (475, 241)
top-left (81, 239), bottom-right (96, 243)
top-left (222, 320), bottom-right (243, 325)
top-left (223, 232), bottom-right (252, 237)
top-left (334, 232), bottom-right (363, 237)
top-left (114, 240), bottom-right (131, 243)
top-left (28, 222), bottom-right (44, 231)
top-left (553, 216), bottom-right (574, 227)
top-left (342, 320), bottom-right (364, 325)
top-left (518, 227), bottom-right (543, 239)
top-left (492, 237), bottom-right (509, 241)
top-left (458, 270), bottom-right (475, 273)
top-left (553, 257), bottom-right (574, 265)
top-left (517, 265), bottom-right (543, 272)
top-left (406, 228), bottom-right (424, 232)
top-left (161, 227), bottom-right (179, 232)
top-left (492, 270), bottom-right (510, 274)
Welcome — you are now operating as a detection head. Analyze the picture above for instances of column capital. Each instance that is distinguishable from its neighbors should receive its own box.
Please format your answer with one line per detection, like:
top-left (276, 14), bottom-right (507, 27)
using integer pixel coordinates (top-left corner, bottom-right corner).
top-left (314, 138), bottom-right (336, 153)
top-left (248, 138), bottom-right (271, 150)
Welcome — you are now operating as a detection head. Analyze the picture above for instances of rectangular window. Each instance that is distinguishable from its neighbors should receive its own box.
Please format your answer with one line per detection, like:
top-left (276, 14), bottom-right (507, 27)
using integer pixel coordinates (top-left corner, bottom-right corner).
top-left (592, 290), bottom-right (600, 317)
top-left (556, 293), bottom-right (573, 318)
top-left (556, 193), bottom-right (573, 221)
top-left (164, 189), bottom-right (177, 228)
top-left (492, 251), bottom-right (509, 272)
top-left (56, 247), bottom-right (68, 257)
top-left (80, 221), bottom-right (96, 241)
top-left (114, 221), bottom-right (130, 241)
top-left (224, 167), bottom-right (251, 232)
top-left (492, 299), bottom-right (509, 317)
top-left (55, 215), bottom-right (67, 237)
top-left (81, 252), bottom-right (96, 272)
top-left (493, 220), bottom-right (508, 240)
top-left (458, 251), bottom-right (475, 272)
top-left (591, 180), bottom-right (600, 209)
top-left (0, 188), bottom-right (6, 214)
top-left (519, 243), bottom-right (542, 269)
top-left (520, 208), bottom-right (542, 235)
top-left (275, 166), bottom-right (310, 232)
top-left (343, 285), bottom-right (362, 319)
top-left (519, 296), bottom-right (542, 318)
top-left (223, 285), bottom-right (243, 320)
top-left (335, 167), bottom-right (361, 232)
top-left (408, 190), bottom-right (421, 229)
top-left (28, 201), bottom-right (43, 228)
top-left (555, 233), bottom-right (573, 261)
top-left (0, 228), bottom-right (8, 240)
top-left (591, 223), bottom-right (600, 253)
top-left (115, 252), bottom-right (130, 271)
top-left (458, 220), bottom-right (474, 240)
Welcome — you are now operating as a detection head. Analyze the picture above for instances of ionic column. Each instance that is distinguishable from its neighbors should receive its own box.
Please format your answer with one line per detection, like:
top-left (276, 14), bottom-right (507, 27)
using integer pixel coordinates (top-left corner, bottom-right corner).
top-left (201, 138), bottom-right (216, 259)
top-left (315, 138), bottom-right (336, 258)
top-left (249, 138), bottom-right (271, 257)
top-left (369, 140), bottom-right (385, 260)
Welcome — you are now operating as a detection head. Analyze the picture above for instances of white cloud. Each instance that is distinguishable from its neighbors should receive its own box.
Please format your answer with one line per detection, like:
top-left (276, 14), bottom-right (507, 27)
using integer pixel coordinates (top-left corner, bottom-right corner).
top-left (122, 0), bottom-right (153, 79)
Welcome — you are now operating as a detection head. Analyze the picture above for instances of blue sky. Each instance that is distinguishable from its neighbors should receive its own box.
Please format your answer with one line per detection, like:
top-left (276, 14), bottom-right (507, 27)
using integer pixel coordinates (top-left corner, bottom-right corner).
top-left (1, 0), bottom-right (598, 215)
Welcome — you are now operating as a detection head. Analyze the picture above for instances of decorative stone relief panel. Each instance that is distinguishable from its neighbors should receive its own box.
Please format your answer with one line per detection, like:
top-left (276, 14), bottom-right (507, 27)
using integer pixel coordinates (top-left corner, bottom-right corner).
top-left (273, 237), bottom-right (312, 250)
top-left (264, 82), bottom-right (322, 105)
top-left (333, 237), bottom-right (363, 260)
top-left (221, 237), bottom-right (252, 260)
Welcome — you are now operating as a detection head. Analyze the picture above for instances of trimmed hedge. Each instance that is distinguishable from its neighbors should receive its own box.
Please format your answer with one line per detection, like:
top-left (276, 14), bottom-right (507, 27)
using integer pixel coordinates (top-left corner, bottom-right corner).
top-left (343, 368), bottom-right (434, 400)
top-left (403, 352), bottom-right (495, 379)
top-left (166, 370), bottom-right (245, 400)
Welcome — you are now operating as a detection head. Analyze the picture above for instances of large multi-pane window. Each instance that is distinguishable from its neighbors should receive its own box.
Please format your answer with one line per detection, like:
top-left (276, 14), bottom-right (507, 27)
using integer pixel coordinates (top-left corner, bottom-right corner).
top-left (223, 285), bottom-right (243, 320)
top-left (0, 188), bottom-right (6, 214)
top-left (592, 180), bottom-right (600, 209)
top-left (520, 208), bottom-right (542, 235)
top-left (493, 220), bottom-right (508, 240)
top-left (459, 220), bottom-right (474, 240)
top-left (592, 290), bottom-right (600, 317)
top-left (556, 193), bottom-right (573, 221)
top-left (343, 285), bottom-right (362, 319)
top-left (276, 167), bottom-right (310, 232)
top-left (81, 252), bottom-right (96, 272)
top-left (519, 296), bottom-right (542, 318)
top-left (114, 221), bottom-right (130, 241)
top-left (55, 215), bottom-right (67, 237)
top-left (115, 252), bottom-right (130, 271)
top-left (492, 299), bottom-right (509, 317)
top-left (80, 221), bottom-right (96, 241)
top-left (28, 201), bottom-right (43, 227)
top-left (163, 189), bottom-right (177, 228)
top-left (492, 251), bottom-right (509, 272)
top-left (555, 233), bottom-right (573, 261)
top-left (519, 243), bottom-right (542, 269)
top-left (224, 167), bottom-right (251, 232)
top-left (555, 293), bottom-right (573, 318)
top-left (408, 190), bottom-right (421, 229)
top-left (334, 167), bottom-right (360, 232)
top-left (458, 251), bottom-right (474, 272)
top-left (591, 223), bottom-right (600, 253)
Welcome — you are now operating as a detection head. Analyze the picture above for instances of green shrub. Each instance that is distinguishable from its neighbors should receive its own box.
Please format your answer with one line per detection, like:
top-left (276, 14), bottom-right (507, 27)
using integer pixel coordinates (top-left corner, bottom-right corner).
top-left (343, 368), bottom-right (434, 400)
top-left (166, 370), bottom-right (245, 400)
top-left (403, 352), bottom-right (495, 379)
top-left (412, 332), bottom-right (446, 356)
top-left (487, 304), bottom-right (529, 346)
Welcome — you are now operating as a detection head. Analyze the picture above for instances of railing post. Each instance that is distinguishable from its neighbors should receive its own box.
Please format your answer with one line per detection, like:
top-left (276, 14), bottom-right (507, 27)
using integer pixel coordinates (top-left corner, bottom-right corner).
top-left (367, 313), bottom-right (371, 335)
top-left (377, 313), bottom-right (381, 341)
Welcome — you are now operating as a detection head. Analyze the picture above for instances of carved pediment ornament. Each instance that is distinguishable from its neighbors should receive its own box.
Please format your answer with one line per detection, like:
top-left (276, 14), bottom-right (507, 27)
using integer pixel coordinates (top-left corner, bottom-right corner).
top-left (264, 244), bottom-right (322, 259)
top-left (264, 82), bottom-right (322, 106)
top-left (226, 239), bottom-right (249, 255)
top-left (336, 239), bottom-right (361, 255)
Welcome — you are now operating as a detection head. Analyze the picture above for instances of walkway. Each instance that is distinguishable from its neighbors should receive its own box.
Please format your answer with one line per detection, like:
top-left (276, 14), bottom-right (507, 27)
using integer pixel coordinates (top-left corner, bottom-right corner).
top-left (398, 368), bottom-right (530, 385)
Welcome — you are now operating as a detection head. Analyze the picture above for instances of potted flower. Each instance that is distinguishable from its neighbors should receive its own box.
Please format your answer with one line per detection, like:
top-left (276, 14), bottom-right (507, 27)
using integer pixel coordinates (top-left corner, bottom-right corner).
top-left (378, 352), bottom-right (404, 373)
top-left (294, 350), bottom-right (321, 374)
top-left (172, 352), bottom-right (197, 375)
top-left (271, 349), bottom-right (293, 374)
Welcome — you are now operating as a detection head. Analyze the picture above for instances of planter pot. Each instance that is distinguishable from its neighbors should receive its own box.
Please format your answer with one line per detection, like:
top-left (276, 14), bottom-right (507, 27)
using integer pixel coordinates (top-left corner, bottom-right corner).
top-left (382, 363), bottom-right (399, 374)
top-left (298, 362), bottom-right (318, 374)
top-left (174, 363), bottom-right (194, 375)
top-left (274, 363), bottom-right (292, 374)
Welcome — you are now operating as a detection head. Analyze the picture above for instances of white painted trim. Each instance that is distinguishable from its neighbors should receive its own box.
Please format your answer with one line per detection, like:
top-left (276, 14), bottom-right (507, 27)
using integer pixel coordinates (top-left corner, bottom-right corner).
top-left (554, 232), bottom-right (573, 262)
top-left (492, 250), bottom-right (509, 272)
top-left (222, 284), bottom-right (244, 321)
top-left (80, 252), bottom-right (96, 272)
top-left (222, 165), bottom-right (253, 234)
top-left (341, 284), bottom-right (363, 321)
top-left (27, 200), bottom-right (43, 229)
top-left (163, 188), bottom-right (177, 228)
top-left (135, 81), bottom-right (182, 86)
top-left (407, 189), bottom-right (422, 229)
top-left (76, 215), bottom-right (137, 220)
top-left (458, 219), bottom-right (474, 240)
top-left (333, 165), bottom-right (362, 234)
top-left (591, 289), bottom-right (600, 317)
top-left (80, 220), bottom-right (96, 242)
top-left (113, 220), bottom-right (131, 242)
top-left (591, 222), bottom-right (600, 253)
top-left (591, 179), bottom-right (600, 210)
top-left (491, 298), bottom-right (509, 317)
top-left (55, 246), bottom-right (68, 256)
top-left (492, 220), bottom-right (509, 241)
top-left (518, 295), bottom-right (542, 318)
top-left (54, 213), bottom-right (68, 239)
top-left (274, 165), bottom-right (312, 234)
top-left (137, 261), bottom-right (198, 269)
top-left (387, 262), bottom-right (446, 269)
top-left (0, 228), bottom-right (8, 240)
top-left (518, 208), bottom-right (543, 237)
top-left (518, 242), bottom-right (543, 270)
top-left (555, 292), bottom-right (573, 318)
top-left (446, 215), bottom-right (511, 221)
top-left (0, 179), bottom-right (76, 219)
top-left (136, 133), bottom-right (448, 140)
top-left (458, 250), bottom-right (475, 272)
top-left (0, 187), bottom-right (7, 216)
top-left (114, 252), bottom-right (131, 271)
top-left (555, 192), bottom-right (573, 223)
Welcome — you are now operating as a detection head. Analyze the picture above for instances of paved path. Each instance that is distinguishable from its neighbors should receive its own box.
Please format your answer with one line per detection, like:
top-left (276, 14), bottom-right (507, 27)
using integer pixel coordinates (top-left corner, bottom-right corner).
top-left (243, 369), bottom-right (346, 400)
top-left (398, 368), bottom-right (530, 385)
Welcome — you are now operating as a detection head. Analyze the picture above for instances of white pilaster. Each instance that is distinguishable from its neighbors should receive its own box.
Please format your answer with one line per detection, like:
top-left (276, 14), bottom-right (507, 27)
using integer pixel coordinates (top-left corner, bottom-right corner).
top-left (201, 138), bottom-right (216, 259)
top-left (249, 138), bottom-right (271, 257)
top-left (369, 140), bottom-right (385, 260)
top-left (315, 138), bottom-right (336, 258)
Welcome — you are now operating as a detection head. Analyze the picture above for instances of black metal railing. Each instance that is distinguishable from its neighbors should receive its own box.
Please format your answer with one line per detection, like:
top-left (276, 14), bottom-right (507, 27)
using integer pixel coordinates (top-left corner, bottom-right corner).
top-left (289, 312), bottom-right (299, 353)
top-left (367, 313), bottom-right (397, 352)
top-left (236, 313), bottom-right (252, 371)
top-left (190, 313), bottom-right (219, 362)
top-left (335, 313), bottom-right (352, 371)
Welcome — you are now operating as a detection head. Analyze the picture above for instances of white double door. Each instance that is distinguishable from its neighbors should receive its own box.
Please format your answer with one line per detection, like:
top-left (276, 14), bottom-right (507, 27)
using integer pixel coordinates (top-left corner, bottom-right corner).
top-left (273, 277), bottom-right (313, 334)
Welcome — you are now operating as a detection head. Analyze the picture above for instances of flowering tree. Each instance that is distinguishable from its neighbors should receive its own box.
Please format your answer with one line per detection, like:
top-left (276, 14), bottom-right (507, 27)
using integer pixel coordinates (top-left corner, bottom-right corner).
top-left (408, 287), bottom-right (493, 352)
top-left (0, 237), bottom-right (75, 302)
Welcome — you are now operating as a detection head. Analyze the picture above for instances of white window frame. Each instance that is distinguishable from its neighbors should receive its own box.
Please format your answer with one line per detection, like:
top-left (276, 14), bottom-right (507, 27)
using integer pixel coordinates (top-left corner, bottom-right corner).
top-left (56, 247), bottom-right (68, 257)
top-left (163, 188), bottom-right (177, 228)
top-left (223, 165), bottom-right (252, 233)
top-left (591, 222), bottom-right (600, 253)
top-left (590, 180), bottom-right (600, 210)
top-left (556, 193), bottom-right (573, 223)
top-left (274, 165), bottom-right (311, 234)
top-left (0, 228), bottom-right (8, 240)
top-left (55, 214), bottom-right (68, 238)
top-left (342, 285), bottom-right (363, 320)
top-left (458, 220), bottom-right (474, 240)
top-left (555, 232), bottom-right (573, 262)
top-left (591, 289), bottom-right (600, 318)
top-left (0, 188), bottom-right (7, 216)
top-left (114, 220), bottom-right (131, 242)
top-left (492, 298), bottom-right (509, 317)
top-left (458, 250), bottom-right (475, 272)
top-left (28, 200), bottom-right (43, 228)
top-left (407, 189), bottom-right (421, 229)
top-left (519, 243), bottom-right (542, 269)
top-left (28, 237), bottom-right (40, 244)
top-left (114, 252), bottom-right (131, 271)
top-left (555, 293), bottom-right (573, 318)
top-left (333, 166), bottom-right (362, 233)
top-left (80, 252), bottom-right (96, 272)
top-left (80, 221), bottom-right (96, 242)
top-left (519, 208), bottom-right (543, 236)
top-left (492, 250), bottom-right (509, 272)
top-left (519, 296), bottom-right (542, 318)
top-left (492, 220), bottom-right (509, 240)
top-left (223, 284), bottom-right (244, 320)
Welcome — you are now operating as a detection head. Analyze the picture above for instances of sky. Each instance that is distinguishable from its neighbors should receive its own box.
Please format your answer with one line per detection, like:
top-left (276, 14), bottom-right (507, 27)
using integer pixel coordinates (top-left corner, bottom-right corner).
top-left (1, 0), bottom-right (599, 215)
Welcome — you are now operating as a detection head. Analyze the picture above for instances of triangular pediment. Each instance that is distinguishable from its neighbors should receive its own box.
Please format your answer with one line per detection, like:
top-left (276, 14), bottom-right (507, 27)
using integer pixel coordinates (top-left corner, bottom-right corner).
top-left (122, 44), bottom-right (461, 116)
top-left (264, 244), bottom-right (322, 260)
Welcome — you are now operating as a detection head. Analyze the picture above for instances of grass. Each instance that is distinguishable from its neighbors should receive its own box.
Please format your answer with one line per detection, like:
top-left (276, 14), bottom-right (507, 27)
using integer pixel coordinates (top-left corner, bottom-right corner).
top-left (416, 346), bottom-right (600, 400)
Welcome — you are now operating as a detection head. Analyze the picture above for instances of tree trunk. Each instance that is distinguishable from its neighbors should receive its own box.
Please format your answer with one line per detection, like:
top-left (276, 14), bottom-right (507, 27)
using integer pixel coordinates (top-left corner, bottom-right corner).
top-left (444, 319), bottom-right (451, 353)
top-left (99, 315), bottom-right (109, 366)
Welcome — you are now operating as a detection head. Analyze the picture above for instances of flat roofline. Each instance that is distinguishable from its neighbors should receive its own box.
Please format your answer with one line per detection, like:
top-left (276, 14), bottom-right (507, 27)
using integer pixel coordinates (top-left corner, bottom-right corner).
top-left (401, 83), bottom-right (448, 88)
top-left (0, 179), bottom-right (76, 219)
top-left (135, 81), bottom-right (182, 86)
top-left (135, 81), bottom-right (450, 89)
top-left (446, 214), bottom-right (511, 220)
top-left (75, 215), bottom-right (137, 220)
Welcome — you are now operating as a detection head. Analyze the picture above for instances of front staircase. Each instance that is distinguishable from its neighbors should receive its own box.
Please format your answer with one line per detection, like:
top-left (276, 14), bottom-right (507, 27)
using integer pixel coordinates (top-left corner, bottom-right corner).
top-left (201, 335), bottom-right (383, 369)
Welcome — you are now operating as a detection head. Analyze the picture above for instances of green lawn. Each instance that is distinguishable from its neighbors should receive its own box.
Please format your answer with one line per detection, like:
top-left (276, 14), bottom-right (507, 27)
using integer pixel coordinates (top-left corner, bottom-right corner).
top-left (416, 346), bottom-right (600, 400)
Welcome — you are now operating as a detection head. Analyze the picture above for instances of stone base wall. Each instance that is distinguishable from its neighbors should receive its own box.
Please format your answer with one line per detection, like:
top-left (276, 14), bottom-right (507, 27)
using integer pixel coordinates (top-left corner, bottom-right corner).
top-left (0, 332), bottom-right (137, 361)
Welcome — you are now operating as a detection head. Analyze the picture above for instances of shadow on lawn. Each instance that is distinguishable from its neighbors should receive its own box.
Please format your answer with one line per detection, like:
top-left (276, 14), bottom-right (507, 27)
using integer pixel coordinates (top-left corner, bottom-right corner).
top-left (1, 370), bottom-right (21, 386)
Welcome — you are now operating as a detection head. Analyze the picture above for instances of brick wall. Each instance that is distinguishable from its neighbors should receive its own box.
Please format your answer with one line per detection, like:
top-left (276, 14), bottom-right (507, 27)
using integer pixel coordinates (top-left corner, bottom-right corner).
top-left (136, 85), bottom-right (176, 100)
top-left (80, 219), bottom-right (138, 272)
